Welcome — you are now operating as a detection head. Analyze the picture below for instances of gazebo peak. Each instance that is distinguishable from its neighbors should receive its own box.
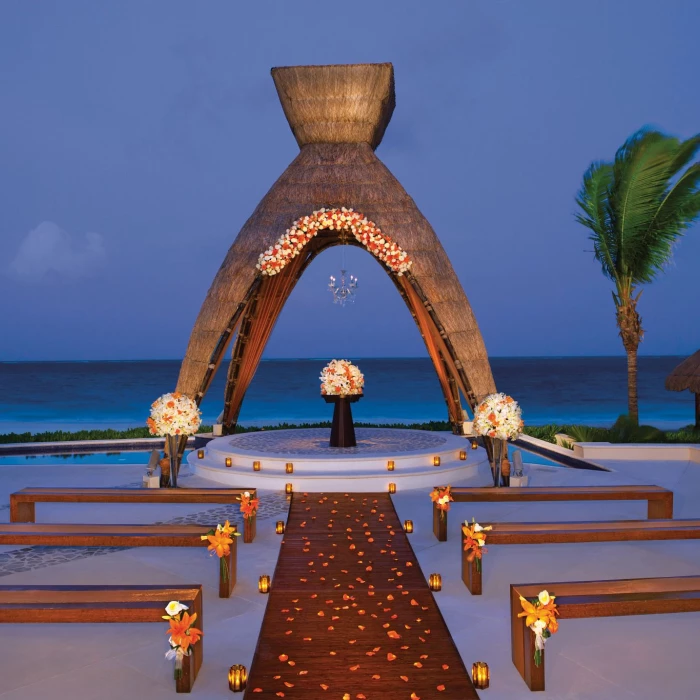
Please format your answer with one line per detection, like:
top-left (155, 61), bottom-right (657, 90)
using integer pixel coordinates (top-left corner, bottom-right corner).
top-left (271, 63), bottom-right (396, 150)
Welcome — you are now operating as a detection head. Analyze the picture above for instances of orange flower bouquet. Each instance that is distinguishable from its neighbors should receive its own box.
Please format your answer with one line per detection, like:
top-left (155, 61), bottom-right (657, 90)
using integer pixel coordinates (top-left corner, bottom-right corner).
top-left (163, 601), bottom-right (203, 680)
top-left (429, 485), bottom-right (453, 520)
top-left (238, 491), bottom-right (260, 522)
top-left (201, 520), bottom-right (240, 582)
top-left (462, 518), bottom-right (492, 572)
top-left (518, 590), bottom-right (559, 666)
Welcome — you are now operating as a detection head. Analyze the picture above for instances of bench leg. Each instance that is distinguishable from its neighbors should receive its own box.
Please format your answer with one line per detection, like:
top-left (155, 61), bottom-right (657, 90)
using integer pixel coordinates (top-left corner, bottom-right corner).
top-left (10, 500), bottom-right (35, 523)
top-left (462, 544), bottom-right (482, 595)
top-left (433, 505), bottom-right (447, 542)
top-left (648, 495), bottom-right (673, 519)
top-left (219, 548), bottom-right (236, 599)
top-left (511, 593), bottom-right (546, 692)
top-left (244, 515), bottom-right (256, 543)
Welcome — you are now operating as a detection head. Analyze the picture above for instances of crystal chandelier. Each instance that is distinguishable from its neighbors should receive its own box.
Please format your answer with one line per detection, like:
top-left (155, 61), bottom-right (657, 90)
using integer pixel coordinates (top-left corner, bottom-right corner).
top-left (329, 231), bottom-right (358, 306)
top-left (329, 269), bottom-right (358, 306)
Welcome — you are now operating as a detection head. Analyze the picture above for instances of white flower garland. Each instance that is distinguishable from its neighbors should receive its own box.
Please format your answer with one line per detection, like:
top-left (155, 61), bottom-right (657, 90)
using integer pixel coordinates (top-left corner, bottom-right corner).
top-left (320, 359), bottom-right (364, 396)
top-left (148, 392), bottom-right (202, 437)
top-left (257, 207), bottom-right (412, 276)
top-left (473, 392), bottom-right (524, 440)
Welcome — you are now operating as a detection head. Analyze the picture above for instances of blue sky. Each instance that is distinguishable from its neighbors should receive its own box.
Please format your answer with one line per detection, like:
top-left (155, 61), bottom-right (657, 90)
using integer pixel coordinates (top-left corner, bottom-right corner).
top-left (1, 0), bottom-right (698, 361)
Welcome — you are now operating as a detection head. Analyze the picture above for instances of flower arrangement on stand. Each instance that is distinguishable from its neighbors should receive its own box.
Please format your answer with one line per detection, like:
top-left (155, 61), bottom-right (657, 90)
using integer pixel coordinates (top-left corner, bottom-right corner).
top-left (163, 601), bottom-right (202, 680)
top-left (320, 359), bottom-right (364, 396)
top-left (147, 392), bottom-right (202, 488)
top-left (429, 485), bottom-right (453, 520)
top-left (462, 518), bottom-right (492, 572)
top-left (473, 393), bottom-right (524, 487)
top-left (201, 520), bottom-right (240, 582)
top-left (518, 590), bottom-right (560, 666)
top-left (257, 208), bottom-right (412, 277)
top-left (238, 491), bottom-right (260, 543)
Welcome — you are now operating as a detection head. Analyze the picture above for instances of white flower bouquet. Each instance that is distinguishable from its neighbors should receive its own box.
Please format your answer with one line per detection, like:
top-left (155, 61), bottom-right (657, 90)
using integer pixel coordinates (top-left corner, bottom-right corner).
top-left (473, 392), bottom-right (524, 441)
top-left (320, 359), bottom-right (364, 396)
top-left (148, 392), bottom-right (202, 437)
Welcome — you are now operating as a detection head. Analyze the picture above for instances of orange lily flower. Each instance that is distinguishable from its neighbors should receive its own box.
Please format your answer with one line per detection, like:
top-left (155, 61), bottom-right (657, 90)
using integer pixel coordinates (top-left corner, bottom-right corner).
top-left (518, 596), bottom-right (559, 633)
top-left (168, 611), bottom-right (202, 652)
top-left (204, 530), bottom-right (232, 558)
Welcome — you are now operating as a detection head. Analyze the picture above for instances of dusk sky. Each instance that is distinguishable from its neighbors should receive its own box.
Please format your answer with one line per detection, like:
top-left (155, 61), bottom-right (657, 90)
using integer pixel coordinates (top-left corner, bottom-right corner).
top-left (1, 1), bottom-right (699, 362)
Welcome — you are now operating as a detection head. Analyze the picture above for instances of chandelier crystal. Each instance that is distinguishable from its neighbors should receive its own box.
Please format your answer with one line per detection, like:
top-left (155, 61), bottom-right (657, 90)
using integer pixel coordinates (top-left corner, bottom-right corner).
top-left (328, 269), bottom-right (358, 306)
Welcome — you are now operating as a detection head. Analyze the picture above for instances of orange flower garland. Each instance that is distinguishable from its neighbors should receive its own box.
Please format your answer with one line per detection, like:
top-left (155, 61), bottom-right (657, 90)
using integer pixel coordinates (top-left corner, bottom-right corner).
top-left (256, 208), bottom-right (412, 276)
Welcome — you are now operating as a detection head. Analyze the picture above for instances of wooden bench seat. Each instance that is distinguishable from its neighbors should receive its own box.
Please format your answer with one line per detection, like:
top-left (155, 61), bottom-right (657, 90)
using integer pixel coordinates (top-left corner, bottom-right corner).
top-left (0, 583), bottom-right (203, 693)
top-left (9, 487), bottom-right (257, 542)
top-left (433, 485), bottom-right (673, 540)
top-left (462, 518), bottom-right (700, 595)
top-left (510, 576), bottom-right (700, 691)
top-left (0, 523), bottom-right (236, 598)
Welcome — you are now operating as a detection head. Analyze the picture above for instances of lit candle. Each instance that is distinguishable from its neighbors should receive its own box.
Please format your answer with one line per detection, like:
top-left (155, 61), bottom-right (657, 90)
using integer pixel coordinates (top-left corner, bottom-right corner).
top-left (197, 449), bottom-right (204, 459)
top-left (471, 661), bottom-right (490, 689)
top-left (459, 450), bottom-right (467, 461)
top-left (428, 573), bottom-right (442, 591)
top-left (471, 439), bottom-right (479, 450)
top-left (285, 462), bottom-right (293, 474)
top-left (258, 575), bottom-right (271, 594)
top-left (228, 664), bottom-right (247, 692)
top-left (403, 520), bottom-right (414, 533)
top-left (285, 483), bottom-right (293, 495)
top-left (275, 521), bottom-right (285, 535)
top-left (253, 461), bottom-right (261, 471)
top-left (433, 456), bottom-right (441, 467)
top-left (387, 460), bottom-right (395, 471)
top-left (225, 457), bottom-right (232, 468)
top-left (388, 483), bottom-right (396, 494)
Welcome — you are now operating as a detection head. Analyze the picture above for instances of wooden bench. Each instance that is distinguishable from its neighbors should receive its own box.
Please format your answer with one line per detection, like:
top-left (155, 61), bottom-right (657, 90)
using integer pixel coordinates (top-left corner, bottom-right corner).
top-left (433, 485), bottom-right (673, 540)
top-left (510, 576), bottom-right (700, 691)
top-left (0, 523), bottom-right (237, 598)
top-left (462, 518), bottom-right (700, 595)
top-left (0, 583), bottom-right (203, 693)
top-left (9, 487), bottom-right (257, 542)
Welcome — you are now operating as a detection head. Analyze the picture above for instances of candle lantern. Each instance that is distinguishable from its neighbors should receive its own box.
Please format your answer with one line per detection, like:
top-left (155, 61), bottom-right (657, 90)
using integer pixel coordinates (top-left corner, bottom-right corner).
top-left (225, 457), bottom-right (232, 468)
top-left (285, 462), bottom-right (294, 474)
top-left (433, 456), bottom-right (441, 467)
top-left (228, 664), bottom-right (247, 692)
top-left (403, 519), bottom-right (414, 533)
top-left (471, 661), bottom-right (490, 689)
top-left (258, 575), bottom-right (271, 594)
top-left (197, 449), bottom-right (205, 459)
top-left (253, 461), bottom-right (261, 471)
top-left (388, 482), bottom-right (396, 494)
top-left (471, 439), bottom-right (479, 450)
top-left (275, 521), bottom-right (285, 535)
top-left (285, 483), bottom-right (293, 495)
top-left (459, 450), bottom-right (467, 461)
top-left (387, 460), bottom-right (395, 471)
top-left (428, 573), bottom-right (442, 591)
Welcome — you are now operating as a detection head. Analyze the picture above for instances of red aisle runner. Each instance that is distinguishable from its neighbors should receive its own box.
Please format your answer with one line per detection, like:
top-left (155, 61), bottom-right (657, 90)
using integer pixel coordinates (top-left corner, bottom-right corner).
top-left (244, 492), bottom-right (479, 699)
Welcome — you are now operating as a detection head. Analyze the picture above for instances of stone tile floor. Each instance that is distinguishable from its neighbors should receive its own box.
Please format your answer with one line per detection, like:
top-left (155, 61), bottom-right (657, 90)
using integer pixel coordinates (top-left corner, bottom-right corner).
top-left (0, 457), bottom-right (698, 698)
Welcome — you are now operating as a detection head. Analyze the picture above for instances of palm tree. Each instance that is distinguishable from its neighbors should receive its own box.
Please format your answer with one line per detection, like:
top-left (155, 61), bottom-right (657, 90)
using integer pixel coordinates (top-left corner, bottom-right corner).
top-left (576, 128), bottom-right (700, 424)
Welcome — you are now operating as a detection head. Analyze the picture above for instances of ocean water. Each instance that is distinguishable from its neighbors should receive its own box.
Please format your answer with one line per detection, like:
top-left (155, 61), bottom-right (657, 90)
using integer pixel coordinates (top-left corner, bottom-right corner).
top-left (0, 357), bottom-right (695, 434)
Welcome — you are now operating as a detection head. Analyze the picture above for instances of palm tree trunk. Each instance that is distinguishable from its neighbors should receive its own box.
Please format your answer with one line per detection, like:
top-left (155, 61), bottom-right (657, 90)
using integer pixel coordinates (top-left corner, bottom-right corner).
top-left (626, 348), bottom-right (639, 424)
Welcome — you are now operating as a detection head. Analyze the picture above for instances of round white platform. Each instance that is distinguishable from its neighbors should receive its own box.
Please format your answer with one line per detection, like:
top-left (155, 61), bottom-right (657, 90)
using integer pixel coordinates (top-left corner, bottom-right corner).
top-left (188, 427), bottom-right (488, 491)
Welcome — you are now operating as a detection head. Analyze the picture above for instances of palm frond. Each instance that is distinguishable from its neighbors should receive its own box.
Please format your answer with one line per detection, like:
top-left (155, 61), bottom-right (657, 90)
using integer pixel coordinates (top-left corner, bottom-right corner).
top-left (575, 162), bottom-right (615, 279)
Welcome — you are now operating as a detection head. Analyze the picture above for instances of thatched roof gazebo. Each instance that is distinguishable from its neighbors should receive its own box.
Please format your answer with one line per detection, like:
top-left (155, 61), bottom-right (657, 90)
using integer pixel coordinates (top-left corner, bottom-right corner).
top-left (665, 350), bottom-right (700, 428)
top-left (175, 63), bottom-right (496, 434)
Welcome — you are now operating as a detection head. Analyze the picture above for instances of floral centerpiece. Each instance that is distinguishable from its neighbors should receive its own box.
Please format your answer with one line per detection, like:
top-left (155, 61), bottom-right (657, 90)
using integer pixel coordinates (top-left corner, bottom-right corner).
top-left (202, 520), bottom-right (240, 582)
top-left (238, 491), bottom-right (259, 521)
top-left (257, 208), bottom-right (412, 277)
top-left (163, 601), bottom-right (202, 680)
top-left (147, 392), bottom-right (202, 488)
top-left (320, 359), bottom-right (364, 396)
top-left (429, 485), bottom-right (453, 520)
top-left (518, 590), bottom-right (559, 666)
top-left (462, 518), bottom-right (492, 572)
top-left (473, 393), bottom-right (524, 486)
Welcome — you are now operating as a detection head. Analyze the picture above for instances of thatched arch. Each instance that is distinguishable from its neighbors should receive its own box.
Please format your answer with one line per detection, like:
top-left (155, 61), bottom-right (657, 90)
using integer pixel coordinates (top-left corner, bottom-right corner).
top-left (175, 63), bottom-right (496, 434)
